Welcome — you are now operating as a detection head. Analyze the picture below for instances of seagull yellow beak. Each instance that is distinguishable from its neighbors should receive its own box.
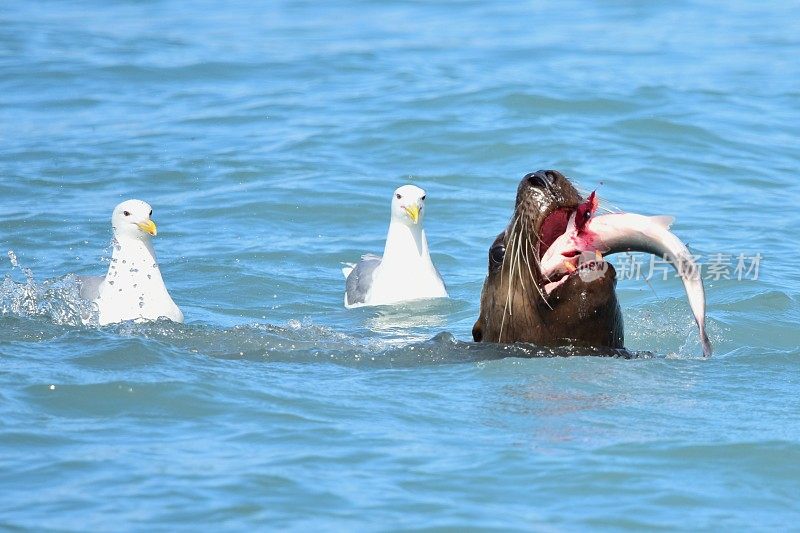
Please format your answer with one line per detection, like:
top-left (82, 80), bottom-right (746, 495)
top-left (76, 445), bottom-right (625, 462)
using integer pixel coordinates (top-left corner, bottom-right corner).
top-left (136, 219), bottom-right (158, 236)
top-left (404, 204), bottom-right (420, 224)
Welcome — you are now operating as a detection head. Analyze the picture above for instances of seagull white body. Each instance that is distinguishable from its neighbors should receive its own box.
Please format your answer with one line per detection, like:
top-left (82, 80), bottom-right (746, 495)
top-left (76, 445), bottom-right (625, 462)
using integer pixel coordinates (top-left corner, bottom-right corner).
top-left (83, 200), bottom-right (183, 325)
top-left (541, 212), bottom-right (711, 356)
top-left (343, 185), bottom-right (448, 308)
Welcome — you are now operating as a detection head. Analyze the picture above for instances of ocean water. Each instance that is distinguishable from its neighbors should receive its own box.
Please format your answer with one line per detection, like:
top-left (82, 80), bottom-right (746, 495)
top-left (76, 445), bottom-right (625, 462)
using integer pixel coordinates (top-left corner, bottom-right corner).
top-left (1, 0), bottom-right (799, 529)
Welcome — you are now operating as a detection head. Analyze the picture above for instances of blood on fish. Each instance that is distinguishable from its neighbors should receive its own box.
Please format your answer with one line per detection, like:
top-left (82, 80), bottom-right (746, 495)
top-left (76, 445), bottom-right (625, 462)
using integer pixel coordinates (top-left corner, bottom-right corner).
top-left (575, 191), bottom-right (598, 233)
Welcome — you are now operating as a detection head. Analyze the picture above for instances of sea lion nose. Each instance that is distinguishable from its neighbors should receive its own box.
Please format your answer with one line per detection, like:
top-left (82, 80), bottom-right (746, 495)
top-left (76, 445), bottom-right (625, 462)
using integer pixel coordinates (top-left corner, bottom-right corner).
top-left (524, 170), bottom-right (558, 188)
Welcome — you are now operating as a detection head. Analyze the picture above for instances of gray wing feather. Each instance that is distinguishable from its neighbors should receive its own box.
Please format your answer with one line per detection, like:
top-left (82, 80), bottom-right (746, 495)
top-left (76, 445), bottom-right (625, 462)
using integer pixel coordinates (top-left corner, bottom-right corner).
top-left (77, 275), bottom-right (104, 301)
top-left (345, 257), bottom-right (381, 306)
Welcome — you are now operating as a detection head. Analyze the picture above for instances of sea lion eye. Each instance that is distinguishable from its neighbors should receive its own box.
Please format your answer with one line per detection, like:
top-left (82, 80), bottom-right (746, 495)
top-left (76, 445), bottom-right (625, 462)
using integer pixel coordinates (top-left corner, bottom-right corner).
top-left (123, 211), bottom-right (130, 217)
top-left (490, 244), bottom-right (506, 266)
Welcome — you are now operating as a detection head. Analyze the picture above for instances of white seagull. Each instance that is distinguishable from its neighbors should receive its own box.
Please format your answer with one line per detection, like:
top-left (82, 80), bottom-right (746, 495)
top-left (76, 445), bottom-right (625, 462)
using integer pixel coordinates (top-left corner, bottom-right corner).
top-left (342, 184), bottom-right (448, 308)
top-left (78, 199), bottom-right (184, 325)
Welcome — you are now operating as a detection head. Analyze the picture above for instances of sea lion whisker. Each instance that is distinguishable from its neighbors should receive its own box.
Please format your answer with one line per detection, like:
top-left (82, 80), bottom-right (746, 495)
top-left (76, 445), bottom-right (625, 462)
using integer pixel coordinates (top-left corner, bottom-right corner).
top-left (523, 217), bottom-right (544, 272)
top-left (513, 225), bottom-right (526, 294)
top-left (506, 215), bottom-right (522, 304)
top-left (522, 230), bottom-right (553, 310)
top-left (500, 213), bottom-right (521, 288)
top-left (521, 235), bottom-right (537, 279)
top-left (499, 213), bottom-right (522, 342)
top-left (500, 214), bottom-right (517, 293)
top-left (504, 222), bottom-right (526, 341)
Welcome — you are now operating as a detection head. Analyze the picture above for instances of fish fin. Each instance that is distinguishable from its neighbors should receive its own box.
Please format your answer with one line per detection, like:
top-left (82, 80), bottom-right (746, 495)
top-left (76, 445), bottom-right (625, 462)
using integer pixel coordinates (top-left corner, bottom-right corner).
top-left (701, 329), bottom-right (713, 357)
top-left (650, 216), bottom-right (676, 230)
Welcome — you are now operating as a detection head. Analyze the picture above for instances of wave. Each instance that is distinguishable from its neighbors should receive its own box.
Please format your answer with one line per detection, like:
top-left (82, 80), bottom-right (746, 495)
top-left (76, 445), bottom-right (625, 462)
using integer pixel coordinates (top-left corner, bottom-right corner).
top-left (0, 251), bottom-right (668, 365)
top-left (1, 251), bottom-right (95, 327)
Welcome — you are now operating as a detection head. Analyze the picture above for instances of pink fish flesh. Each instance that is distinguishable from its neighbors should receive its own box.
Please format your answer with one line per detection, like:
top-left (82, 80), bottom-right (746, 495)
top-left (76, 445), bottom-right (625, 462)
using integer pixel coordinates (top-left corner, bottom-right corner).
top-left (540, 202), bottom-right (712, 357)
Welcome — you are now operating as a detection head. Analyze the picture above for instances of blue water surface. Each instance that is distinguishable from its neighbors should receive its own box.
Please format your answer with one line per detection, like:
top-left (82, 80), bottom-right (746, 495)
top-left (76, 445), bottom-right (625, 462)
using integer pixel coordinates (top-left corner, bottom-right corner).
top-left (1, 0), bottom-right (799, 530)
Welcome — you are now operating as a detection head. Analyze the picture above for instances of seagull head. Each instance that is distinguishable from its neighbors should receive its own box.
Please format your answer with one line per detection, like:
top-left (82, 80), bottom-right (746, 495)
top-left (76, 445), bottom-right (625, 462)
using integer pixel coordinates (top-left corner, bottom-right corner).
top-left (111, 199), bottom-right (158, 240)
top-left (391, 184), bottom-right (427, 226)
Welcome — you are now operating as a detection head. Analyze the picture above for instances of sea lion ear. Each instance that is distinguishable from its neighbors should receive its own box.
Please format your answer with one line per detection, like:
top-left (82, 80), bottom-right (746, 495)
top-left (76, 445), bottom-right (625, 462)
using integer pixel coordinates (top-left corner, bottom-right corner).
top-left (472, 320), bottom-right (484, 342)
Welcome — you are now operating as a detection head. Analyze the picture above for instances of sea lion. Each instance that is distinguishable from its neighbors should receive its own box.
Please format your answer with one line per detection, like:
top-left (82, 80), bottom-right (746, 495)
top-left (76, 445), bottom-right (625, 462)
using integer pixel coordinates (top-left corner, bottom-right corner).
top-left (472, 170), bottom-right (624, 348)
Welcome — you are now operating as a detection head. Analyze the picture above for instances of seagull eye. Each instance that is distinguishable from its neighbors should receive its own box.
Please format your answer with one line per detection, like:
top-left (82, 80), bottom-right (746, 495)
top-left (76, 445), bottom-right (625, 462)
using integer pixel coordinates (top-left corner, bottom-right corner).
top-left (123, 211), bottom-right (131, 217)
top-left (396, 193), bottom-right (402, 200)
top-left (149, 209), bottom-right (153, 216)
top-left (421, 195), bottom-right (426, 201)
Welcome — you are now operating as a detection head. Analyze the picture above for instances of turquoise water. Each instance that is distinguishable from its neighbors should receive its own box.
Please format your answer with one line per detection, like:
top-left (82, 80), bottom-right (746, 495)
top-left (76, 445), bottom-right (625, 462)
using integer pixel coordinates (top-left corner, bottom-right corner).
top-left (2, 0), bottom-right (799, 529)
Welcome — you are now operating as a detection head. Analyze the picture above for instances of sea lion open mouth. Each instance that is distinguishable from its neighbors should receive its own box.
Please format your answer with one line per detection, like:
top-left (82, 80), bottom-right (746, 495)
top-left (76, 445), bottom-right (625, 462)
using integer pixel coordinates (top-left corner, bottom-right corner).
top-left (472, 170), bottom-right (624, 349)
top-left (474, 169), bottom-right (711, 356)
top-left (537, 208), bottom-right (574, 259)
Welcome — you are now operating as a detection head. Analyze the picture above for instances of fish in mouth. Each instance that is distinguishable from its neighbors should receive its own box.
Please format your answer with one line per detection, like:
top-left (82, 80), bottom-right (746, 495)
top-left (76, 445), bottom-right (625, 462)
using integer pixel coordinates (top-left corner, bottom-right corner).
top-left (473, 170), bottom-right (711, 356)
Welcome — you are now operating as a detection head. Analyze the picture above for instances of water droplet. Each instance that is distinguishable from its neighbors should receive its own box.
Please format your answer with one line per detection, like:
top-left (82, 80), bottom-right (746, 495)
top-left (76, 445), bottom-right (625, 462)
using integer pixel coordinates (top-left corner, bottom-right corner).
top-left (109, 281), bottom-right (114, 286)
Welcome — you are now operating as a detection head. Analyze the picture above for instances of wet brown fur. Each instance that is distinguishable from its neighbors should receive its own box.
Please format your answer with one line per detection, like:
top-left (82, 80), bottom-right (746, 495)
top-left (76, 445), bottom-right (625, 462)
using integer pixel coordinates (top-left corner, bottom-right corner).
top-left (472, 170), bottom-right (624, 349)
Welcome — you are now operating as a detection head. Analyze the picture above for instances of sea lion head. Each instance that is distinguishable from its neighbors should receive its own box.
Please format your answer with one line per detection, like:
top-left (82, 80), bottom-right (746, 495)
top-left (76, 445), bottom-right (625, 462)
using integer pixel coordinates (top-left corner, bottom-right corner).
top-left (472, 170), bottom-right (623, 348)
